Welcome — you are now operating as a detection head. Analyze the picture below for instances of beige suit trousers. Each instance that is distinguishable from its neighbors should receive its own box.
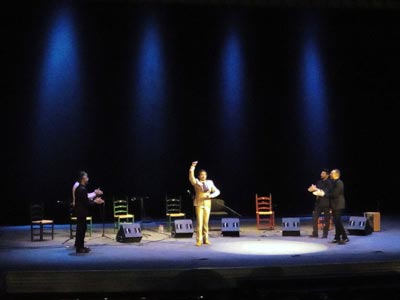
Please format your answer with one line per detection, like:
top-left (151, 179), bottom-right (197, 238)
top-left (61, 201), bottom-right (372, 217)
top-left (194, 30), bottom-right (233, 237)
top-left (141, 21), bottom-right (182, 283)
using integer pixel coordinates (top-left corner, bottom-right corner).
top-left (195, 204), bottom-right (211, 242)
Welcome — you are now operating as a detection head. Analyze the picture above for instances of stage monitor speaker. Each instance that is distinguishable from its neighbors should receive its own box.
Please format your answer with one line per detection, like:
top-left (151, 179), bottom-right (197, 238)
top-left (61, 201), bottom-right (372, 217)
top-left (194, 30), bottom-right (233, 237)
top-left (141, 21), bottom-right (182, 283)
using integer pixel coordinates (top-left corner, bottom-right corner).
top-left (116, 223), bottom-right (142, 243)
top-left (364, 212), bottom-right (381, 232)
top-left (347, 216), bottom-right (373, 236)
top-left (171, 219), bottom-right (194, 238)
top-left (221, 218), bottom-right (240, 237)
top-left (282, 217), bottom-right (300, 236)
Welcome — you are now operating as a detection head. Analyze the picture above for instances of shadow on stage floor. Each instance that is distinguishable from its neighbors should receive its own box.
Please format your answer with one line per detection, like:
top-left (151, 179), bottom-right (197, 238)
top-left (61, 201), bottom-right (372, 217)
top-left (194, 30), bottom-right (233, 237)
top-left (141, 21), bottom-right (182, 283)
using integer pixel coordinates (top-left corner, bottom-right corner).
top-left (1, 215), bottom-right (399, 300)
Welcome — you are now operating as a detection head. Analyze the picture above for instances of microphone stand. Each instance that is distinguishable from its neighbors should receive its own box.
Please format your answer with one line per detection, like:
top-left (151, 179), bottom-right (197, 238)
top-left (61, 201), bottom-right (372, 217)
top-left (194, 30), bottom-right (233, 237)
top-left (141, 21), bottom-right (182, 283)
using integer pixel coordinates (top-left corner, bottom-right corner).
top-left (215, 199), bottom-right (242, 217)
top-left (100, 200), bottom-right (113, 240)
top-left (221, 203), bottom-right (242, 217)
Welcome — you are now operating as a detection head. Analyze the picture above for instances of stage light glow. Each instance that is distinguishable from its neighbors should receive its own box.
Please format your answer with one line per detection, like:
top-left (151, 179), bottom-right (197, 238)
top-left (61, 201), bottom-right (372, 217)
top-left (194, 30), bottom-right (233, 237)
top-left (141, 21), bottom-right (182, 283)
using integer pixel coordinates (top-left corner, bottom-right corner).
top-left (221, 29), bottom-right (243, 111)
top-left (38, 7), bottom-right (81, 119)
top-left (299, 32), bottom-right (330, 162)
top-left (134, 16), bottom-right (166, 148)
top-left (219, 26), bottom-right (245, 140)
top-left (212, 239), bottom-right (328, 255)
top-left (34, 6), bottom-right (81, 160)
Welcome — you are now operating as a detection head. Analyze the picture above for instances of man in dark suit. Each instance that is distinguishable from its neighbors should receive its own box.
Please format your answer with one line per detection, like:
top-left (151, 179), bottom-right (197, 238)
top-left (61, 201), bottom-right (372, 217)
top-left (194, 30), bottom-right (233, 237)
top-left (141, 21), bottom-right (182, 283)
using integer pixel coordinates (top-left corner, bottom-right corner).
top-left (329, 169), bottom-right (349, 245)
top-left (307, 168), bottom-right (332, 238)
top-left (74, 171), bottom-right (104, 254)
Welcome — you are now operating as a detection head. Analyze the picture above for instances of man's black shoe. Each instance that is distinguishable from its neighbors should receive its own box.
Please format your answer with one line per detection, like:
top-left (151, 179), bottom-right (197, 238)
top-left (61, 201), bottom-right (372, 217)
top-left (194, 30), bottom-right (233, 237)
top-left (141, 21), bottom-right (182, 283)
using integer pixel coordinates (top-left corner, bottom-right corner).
top-left (83, 247), bottom-right (91, 252)
top-left (343, 238), bottom-right (350, 243)
top-left (321, 235), bottom-right (328, 239)
top-left (338, 239), bottom-right (346, 245)
top-left (76, 247), bottom-right (90, 254)
top-left (331, 239), bottom-right (338, 243)
top-left (309, 234), bottom-right (318, 238)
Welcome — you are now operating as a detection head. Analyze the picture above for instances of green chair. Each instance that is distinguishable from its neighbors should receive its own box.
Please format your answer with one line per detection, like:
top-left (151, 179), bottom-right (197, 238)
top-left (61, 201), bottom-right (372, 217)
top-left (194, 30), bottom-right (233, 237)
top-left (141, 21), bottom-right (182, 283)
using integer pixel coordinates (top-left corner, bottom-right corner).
top-left (113, 199), bottom-right (134, 232)
top-left (70, 216), bottom-right (93, 238)
top-left (165, 195), bottom-right (186, 231)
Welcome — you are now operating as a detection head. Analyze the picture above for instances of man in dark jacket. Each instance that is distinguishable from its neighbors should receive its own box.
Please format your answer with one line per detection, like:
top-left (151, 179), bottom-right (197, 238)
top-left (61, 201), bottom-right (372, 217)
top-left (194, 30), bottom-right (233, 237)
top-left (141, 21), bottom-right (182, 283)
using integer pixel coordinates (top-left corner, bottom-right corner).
top-left (329, 169), bottom-right (349, 245)
top-left (74, 171), bottom-right (104, 254)
top-left (307, 168), bottom-right (332, 238)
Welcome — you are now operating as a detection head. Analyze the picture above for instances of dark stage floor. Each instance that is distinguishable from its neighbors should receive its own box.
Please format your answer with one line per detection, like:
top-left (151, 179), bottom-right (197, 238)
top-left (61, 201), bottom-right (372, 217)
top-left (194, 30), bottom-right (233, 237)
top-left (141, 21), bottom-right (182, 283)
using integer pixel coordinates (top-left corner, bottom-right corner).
top-left (1, 215), bottom-right (399, 300)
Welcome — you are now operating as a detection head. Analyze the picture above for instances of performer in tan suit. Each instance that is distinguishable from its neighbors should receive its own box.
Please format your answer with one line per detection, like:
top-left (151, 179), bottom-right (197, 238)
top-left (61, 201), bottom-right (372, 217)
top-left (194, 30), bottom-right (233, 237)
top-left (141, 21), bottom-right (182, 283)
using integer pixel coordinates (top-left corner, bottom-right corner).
top-left (189, 161), bottom-right (220, 246)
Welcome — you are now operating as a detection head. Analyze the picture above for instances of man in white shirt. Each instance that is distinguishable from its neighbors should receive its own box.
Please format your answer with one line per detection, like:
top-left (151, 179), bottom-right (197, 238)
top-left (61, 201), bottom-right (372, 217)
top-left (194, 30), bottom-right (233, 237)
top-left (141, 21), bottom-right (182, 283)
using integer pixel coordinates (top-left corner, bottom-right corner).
top-left (189, 161), bottom-right (220, 246)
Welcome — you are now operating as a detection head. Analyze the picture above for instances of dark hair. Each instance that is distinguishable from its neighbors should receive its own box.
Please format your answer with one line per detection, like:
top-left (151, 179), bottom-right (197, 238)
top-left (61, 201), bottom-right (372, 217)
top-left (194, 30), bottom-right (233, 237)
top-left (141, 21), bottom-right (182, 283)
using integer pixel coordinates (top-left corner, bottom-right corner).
top-left (78, 171), bottom-right (88, 181)
top-left (322, 168), bottom-right (330, 174)
top-left (197, 169), bottom-right (207, 176)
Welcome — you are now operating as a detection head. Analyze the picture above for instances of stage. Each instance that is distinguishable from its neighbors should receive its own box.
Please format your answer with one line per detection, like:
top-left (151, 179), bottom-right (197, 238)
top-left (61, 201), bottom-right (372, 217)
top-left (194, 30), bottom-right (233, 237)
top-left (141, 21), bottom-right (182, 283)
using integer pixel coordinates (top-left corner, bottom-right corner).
top-left (1, 216), bottom-right (400, 299)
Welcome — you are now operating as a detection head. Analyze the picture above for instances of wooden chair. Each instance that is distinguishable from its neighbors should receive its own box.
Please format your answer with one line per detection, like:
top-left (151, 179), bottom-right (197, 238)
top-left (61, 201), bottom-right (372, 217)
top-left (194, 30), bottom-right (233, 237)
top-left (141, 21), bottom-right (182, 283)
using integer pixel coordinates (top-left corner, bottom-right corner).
top-left (113, 199), bottom-right (134, 232)
top-left (30, 203), bottom-right (54, 241)
top-left (165, 195), bottom-right (186, 231)
top-left (255, 193), bottom-right (275, 230)
top-left (318, 209), bottom-right (333, 230)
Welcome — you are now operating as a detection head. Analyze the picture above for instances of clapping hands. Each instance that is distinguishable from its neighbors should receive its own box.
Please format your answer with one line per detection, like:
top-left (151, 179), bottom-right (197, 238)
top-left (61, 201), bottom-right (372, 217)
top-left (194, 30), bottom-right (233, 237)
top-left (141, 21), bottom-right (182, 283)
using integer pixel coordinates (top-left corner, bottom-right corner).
top-left (94, 197), bottom-right (105, 205)
top-left (95, 188), bottom-right (103, 196)
top-left (307, 184), bottom-right (317, 192)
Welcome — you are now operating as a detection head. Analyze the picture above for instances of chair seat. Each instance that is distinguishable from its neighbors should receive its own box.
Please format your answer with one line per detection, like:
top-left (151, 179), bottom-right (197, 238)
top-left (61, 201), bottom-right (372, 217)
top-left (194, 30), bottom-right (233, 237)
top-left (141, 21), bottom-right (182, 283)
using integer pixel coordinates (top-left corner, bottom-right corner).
top-left (32, 220), bottom-right (54, 224)
top-left (257, 211), bottom-right (274, 215)
top-left (167, 213), bottom-right (185, 217)
top-left (115, 214), bottom-right (134, 218)
top-left (71, 216), bottom-right (92, 221)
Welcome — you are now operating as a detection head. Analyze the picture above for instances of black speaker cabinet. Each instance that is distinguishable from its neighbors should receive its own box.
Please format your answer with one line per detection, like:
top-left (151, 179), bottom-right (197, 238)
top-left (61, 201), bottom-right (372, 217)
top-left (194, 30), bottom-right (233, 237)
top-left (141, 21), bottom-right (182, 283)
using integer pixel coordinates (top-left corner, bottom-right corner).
top-left (172, 219), bottom-right (194, 238)
top-left (116, 223), bottom-right (142, 243)
top-left (221, 218), bottom-right (240, 237)
top-left (282, 217), bottom-right (300, 236)
top-left (347, 216), bottom-right (373, 236)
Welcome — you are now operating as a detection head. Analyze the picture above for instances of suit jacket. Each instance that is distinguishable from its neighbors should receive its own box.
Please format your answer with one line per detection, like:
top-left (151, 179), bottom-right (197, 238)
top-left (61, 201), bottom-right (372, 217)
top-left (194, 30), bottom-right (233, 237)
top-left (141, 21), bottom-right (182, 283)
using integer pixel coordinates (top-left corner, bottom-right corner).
top-left (72, 181), bottom-right (96, 207)
top-left (329, 179), bottom-right (346, 210)
top-left (315, 178), bottom-right (332, 208)
top-left (74, 184), bottom-right (92, 218)
top-left (189, 166), bottom-right (220, 208)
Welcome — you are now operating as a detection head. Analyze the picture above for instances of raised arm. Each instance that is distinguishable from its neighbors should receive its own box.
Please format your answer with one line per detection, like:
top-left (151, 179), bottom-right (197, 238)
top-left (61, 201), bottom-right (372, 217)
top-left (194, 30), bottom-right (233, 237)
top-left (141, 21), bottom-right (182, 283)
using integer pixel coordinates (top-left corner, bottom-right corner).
top-left (189, 161), bottom-right (198, 186)
top-left (72, 182), bottom-right (79, 206)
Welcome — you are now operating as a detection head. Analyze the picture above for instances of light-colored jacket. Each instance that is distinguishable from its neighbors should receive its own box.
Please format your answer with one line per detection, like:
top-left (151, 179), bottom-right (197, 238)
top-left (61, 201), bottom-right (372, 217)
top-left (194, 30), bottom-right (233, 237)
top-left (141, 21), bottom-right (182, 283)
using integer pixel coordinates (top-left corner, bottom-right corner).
top-left (189, 166), bottom-right (220, 208)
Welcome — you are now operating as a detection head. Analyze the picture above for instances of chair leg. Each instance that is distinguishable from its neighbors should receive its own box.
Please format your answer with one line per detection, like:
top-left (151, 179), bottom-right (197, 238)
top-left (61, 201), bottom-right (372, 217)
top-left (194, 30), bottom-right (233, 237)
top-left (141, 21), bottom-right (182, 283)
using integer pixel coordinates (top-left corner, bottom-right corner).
top-left (39, 224), bottom-right (43, 241)
top-left (168, 216), bottom-right (171, 232)
top-left (89, 219), bottom-right (92, 237)
top-left (70, 221), bottom-right (73, 239)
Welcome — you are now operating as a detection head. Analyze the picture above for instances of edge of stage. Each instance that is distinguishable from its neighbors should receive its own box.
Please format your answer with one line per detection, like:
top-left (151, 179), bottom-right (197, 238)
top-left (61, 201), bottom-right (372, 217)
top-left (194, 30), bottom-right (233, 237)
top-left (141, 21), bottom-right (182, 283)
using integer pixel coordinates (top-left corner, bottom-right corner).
top-left (1, 215), bottom-right (400, 299)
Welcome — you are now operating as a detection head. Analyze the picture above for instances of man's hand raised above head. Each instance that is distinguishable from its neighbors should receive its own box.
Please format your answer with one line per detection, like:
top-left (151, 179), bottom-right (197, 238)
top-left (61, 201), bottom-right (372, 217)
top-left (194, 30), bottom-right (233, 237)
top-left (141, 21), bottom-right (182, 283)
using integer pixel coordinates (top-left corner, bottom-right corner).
top-left (191, 161), bottom-right (198, 167)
